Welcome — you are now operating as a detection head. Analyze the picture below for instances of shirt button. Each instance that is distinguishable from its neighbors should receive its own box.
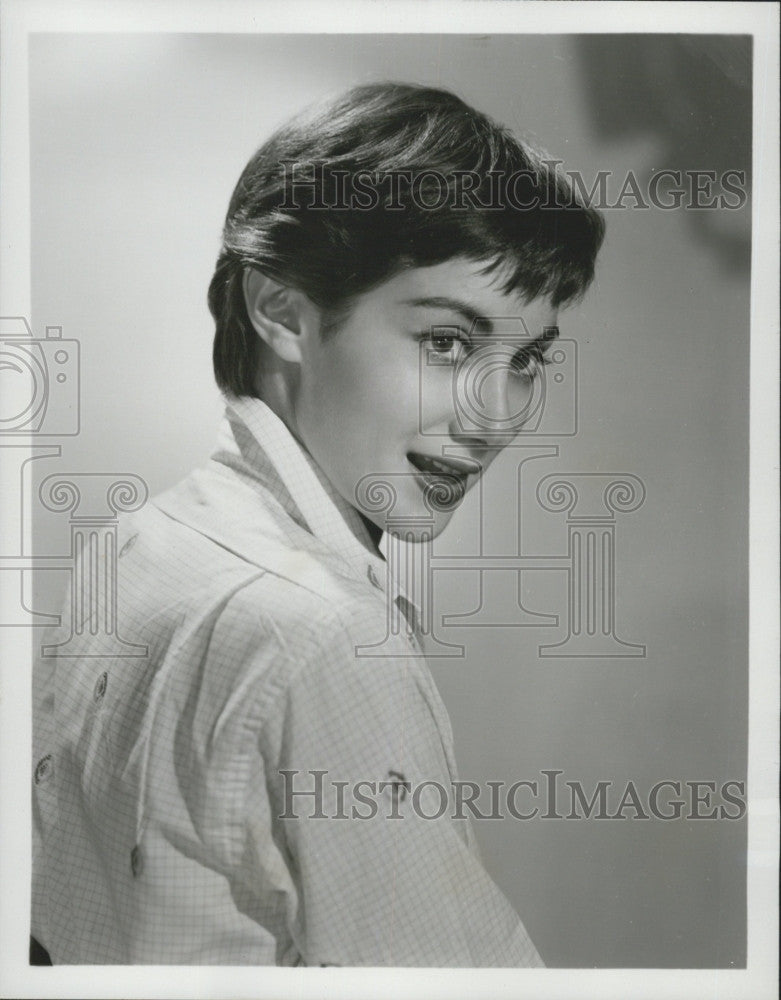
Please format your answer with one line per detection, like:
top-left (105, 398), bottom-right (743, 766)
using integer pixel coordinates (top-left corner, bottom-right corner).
top-left (119, 533), bottom-right (138, 558)
top-left (34, 754), bottom-right (53, 785)
top-left (130, 844), bottom-right (144, 878)
top-left (367, 565), bottom-right (383, 590)
top-left (93, 671), bottom-right (108, 702)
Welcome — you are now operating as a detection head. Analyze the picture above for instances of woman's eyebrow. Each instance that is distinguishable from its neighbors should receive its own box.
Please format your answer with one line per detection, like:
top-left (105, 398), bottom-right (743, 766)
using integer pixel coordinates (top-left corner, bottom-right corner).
top-left (403, 297), bottom-right (560, 346)
top-left (402, 296), bottom-right (489, 332)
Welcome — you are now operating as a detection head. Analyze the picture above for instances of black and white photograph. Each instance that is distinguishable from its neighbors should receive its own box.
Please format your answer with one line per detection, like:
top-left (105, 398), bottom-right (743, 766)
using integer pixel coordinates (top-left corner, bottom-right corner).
top-left (0, 2), bottom-right (777, 998)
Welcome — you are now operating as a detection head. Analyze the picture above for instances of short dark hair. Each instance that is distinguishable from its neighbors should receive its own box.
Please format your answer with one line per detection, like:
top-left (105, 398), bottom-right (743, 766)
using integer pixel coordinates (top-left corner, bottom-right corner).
top-left (209, 82), bottom-right (605, 396)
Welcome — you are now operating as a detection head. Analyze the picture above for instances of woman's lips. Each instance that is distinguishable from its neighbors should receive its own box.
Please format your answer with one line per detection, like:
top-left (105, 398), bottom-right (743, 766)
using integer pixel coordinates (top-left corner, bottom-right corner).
top-left (406, 452), bottom-right (481, 507)
top-left (406, 451), bottom-right (482, 477)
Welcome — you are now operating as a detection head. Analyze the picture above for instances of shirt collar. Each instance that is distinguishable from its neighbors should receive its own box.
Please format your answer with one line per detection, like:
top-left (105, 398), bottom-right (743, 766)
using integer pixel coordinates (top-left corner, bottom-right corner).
top-left (220, 395), bottom-right (418, 615)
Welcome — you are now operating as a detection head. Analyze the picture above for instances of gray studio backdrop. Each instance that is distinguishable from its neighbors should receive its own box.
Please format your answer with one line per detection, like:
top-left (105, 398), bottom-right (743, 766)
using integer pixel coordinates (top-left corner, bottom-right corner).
top-left (28, 34), bottom-right (749, 967)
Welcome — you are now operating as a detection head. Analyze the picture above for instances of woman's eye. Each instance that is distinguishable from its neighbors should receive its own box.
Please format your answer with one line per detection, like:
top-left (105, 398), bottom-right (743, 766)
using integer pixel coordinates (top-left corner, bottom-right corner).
top-left (431, 334), bottom-right (458, 351)
top-left (425, 328), bottom-right (469, 360)
top-left (511, 346), bottom-right (551, 379)
top-left (512, 352), bottom-right (535, 375)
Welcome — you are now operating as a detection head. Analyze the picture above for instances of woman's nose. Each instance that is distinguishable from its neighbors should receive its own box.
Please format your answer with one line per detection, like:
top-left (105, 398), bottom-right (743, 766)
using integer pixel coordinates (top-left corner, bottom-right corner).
top-left (450, 347), bottom-right (533, 446)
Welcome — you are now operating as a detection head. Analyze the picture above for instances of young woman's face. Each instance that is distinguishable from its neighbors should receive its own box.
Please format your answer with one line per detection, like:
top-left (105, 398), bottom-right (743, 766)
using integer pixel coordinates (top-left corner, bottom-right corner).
top-left (293, 258), bottom-right (560, 538)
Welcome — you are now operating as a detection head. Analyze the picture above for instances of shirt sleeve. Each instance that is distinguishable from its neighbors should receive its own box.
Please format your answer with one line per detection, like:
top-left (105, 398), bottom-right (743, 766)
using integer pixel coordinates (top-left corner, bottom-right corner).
top-left (246, 599), bottom-right (544, 968)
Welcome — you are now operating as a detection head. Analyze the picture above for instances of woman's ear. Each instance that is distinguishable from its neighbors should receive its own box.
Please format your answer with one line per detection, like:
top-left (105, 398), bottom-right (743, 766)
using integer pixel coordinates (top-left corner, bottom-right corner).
top-left (242, 268), bottom-right (308, 364)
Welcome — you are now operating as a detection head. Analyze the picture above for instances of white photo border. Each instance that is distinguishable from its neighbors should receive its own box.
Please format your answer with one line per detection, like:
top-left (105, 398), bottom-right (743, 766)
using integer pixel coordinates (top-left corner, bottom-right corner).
top-left (1, 2), bottom-right (777, 998)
